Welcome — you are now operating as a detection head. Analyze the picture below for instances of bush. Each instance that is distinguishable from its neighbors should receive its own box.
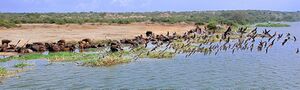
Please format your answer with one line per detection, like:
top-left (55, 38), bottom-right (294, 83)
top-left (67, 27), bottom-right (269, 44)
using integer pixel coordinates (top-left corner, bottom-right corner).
top-left (54, 19), bottom-right (66, 25)
top-left (195, 21), bottom-right (205, 25)
top-left (207, 22), bottom-right (217, 30)
top-left (0, 19), bottom-right (17, 28)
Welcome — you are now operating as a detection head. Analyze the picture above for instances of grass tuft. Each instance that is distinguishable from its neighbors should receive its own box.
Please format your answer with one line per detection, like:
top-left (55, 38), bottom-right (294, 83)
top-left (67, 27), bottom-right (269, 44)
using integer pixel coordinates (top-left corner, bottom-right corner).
top-left (0, 67), bottom-right (7, 77)
top-left (140, 51), bottom-right (175, 59)
top-left (14, 63), bottom-right (32, 68)
top-left (83, 52), bottom-right (131, 67)
top-left (256, 23), bottom-right (290, 27)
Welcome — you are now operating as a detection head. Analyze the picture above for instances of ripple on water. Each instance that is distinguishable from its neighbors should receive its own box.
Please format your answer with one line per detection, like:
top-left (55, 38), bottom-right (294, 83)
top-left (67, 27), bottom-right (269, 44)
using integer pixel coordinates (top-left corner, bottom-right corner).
top-left (1, 22), bottom-right (300, 89)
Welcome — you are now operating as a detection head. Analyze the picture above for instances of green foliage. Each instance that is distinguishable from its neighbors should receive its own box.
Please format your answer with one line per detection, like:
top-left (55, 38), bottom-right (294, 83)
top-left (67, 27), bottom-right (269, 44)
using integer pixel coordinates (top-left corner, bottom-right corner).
top-left (83, 52), bottom-right (131, 67)
top-left (221, 19), bottom-right (238, 26)
top-left (0, 10), bottom-right (299, 25)
top-left (0, 52), bottom-right (99, 62)
top-left (140, 52), bottom-right (175, 59)
top-left (195, 21), bottom-right (205, 25)
top-left (207, 22), bottom-right (217, 30)
top-left (256, 23), bottom-right (290, 27)
top-left (14, 63), bottom-right (31, 68)
top-left (0, 19), bottom-right (17, 28)
top-left (54, 19), bottom-right (66, 25)
top-left (0, 67), bottom-right (7, 76)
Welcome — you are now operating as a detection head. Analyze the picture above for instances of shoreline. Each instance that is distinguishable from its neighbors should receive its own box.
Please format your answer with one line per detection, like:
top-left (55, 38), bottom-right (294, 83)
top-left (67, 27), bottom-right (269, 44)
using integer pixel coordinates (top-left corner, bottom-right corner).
top-left (0, 23), bottom-right (195, 45)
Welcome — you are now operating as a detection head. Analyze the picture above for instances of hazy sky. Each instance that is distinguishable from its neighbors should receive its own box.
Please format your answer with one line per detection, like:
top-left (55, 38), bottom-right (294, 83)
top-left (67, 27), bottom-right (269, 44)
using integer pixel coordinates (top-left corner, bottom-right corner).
top-left (0, 0), bottom-right (299, 12)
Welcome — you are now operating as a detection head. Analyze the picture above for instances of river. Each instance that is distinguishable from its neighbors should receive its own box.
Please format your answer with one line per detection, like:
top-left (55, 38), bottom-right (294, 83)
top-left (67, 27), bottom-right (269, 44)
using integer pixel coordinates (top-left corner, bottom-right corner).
top-left (0, 22), bottom-right (300, 89)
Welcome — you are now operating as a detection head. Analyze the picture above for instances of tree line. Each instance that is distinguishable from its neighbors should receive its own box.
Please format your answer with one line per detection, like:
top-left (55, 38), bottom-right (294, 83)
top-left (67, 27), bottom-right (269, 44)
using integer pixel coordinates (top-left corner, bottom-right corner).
top-left (0, 10), bottom-right (300, 28)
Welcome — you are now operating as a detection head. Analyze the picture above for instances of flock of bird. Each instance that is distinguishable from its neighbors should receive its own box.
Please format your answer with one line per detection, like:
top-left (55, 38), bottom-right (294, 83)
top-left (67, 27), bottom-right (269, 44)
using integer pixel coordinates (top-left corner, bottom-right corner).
top-left (128, 26), bottom-right (299, 58)
top-left (0, 25), bottom-right (299, 58)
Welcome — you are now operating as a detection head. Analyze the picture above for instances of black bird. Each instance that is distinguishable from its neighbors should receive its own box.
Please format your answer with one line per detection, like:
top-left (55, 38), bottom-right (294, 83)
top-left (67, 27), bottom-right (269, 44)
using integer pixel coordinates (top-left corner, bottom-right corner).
top-left (278, 34), bottom-right (283, 41)
top-left (268, 33), bottom-right (276, 42)
top-left (250, 44), bottom-right (254, 52)
top-left (282, 39), bottom-right (288, 46)
top-left (297, 48), bottom-right (299, 54)
top-left (271, 39), bottom-right (275, 44)
top-left (287, 33), bottom-right (291, 37)
top-left (223, 26), bottom-right (232, 39)
top-left (293, 36), bottom-right (297, 42)
top-left (238, 27), bottom-right (247, 35)
top-left (251, 27), bottom-right (257, 33)
top-left (214, 50), bottom-right (219, 55)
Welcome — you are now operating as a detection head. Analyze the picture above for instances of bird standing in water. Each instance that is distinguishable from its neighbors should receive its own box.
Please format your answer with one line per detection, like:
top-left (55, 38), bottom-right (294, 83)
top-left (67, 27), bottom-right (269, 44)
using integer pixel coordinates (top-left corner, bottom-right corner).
top-left (297, 48), bottom-right (299, 54)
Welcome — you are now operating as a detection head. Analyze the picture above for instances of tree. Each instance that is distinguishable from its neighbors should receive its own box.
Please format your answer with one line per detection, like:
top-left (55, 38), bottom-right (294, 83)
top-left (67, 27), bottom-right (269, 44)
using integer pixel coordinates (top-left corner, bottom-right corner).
top-left (207, 22), bottom-right (217, 30)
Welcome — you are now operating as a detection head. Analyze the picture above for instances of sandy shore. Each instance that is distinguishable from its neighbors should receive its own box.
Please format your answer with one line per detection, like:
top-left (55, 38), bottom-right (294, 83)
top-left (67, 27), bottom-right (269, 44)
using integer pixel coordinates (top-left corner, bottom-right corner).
top-left (0, 23), bottom-right (195, 45)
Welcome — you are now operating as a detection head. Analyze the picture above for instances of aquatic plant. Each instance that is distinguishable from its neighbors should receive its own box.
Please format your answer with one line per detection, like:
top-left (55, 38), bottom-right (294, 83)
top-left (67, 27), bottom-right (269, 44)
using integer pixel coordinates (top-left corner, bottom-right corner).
top-left (14, 63), bottom-right (32, 68)
top-left (0, 52), bottom-right (99, 62)
top-left (131, 46), bottom-right (148, 53)
top-left (83, 52), bottom-right (131, 67)
top-left (140, 51), bottom-right (175, 59)
top-left (0, 67), bottom-right (7, 77)
top-left (46, 52), bottom-right (99, 62)
top-left (0, 53), bottom-right (45, 62)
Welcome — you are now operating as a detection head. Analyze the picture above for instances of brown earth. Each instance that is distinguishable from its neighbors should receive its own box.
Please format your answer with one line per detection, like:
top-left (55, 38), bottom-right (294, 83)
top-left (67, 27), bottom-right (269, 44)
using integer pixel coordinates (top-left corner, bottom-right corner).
top-left (0, 23), bottom-right (196, 45)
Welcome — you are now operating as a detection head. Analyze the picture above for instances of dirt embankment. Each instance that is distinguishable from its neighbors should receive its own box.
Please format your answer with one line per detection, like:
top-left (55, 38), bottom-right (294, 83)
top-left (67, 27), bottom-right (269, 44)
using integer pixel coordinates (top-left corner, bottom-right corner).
top-left (0, 23), bottom-right (196, 45)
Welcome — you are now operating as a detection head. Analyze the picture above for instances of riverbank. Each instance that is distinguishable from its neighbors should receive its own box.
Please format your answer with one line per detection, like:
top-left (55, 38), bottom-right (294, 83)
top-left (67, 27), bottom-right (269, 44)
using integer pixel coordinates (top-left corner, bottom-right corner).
top-left (255, 23), bottom-right (290, 27)
top-left (0, 23), bottom-right (195, 45)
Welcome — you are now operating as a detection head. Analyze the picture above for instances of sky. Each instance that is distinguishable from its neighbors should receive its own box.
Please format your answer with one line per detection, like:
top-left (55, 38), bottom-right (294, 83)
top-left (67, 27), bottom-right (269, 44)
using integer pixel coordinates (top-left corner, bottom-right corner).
top-left (0, 0), bottom-right (299, 12)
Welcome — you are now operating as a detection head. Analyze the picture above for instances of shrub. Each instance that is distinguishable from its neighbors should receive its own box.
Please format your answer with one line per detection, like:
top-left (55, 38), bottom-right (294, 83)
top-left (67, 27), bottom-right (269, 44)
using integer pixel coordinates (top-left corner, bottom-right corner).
top-left (207, 22), bottom-right (217, 30)
top-left (0, 19), bottom-right (17, 28)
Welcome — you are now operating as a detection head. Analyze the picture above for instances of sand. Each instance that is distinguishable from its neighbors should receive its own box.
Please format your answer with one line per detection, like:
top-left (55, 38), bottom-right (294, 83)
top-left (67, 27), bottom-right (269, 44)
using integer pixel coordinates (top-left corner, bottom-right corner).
top-left (0, 23), bottom-right (195, 45)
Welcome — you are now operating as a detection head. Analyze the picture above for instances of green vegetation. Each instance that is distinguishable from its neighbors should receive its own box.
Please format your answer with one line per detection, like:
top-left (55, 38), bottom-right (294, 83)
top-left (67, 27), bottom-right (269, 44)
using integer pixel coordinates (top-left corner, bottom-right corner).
top-left (140, 51), bottom-right (175, 59)
top-left (0, 67), bottom-right (7, 77)
top-left (0, 52), bottom-right (99, 62)
top-left (256, 23), bottom-right (290, 27)
top-left (0, 19), bottom-right (17, 28)
top-left (14, 63), bottom-right (32, 68)
top-left (207, 22), bottom-right (217, 30)
top-left (83, 52), bottom-right (131, 67)
top-left (0, 10), bottom-right (300, 28)
top-left (0, 46), bottom-right (175, 66)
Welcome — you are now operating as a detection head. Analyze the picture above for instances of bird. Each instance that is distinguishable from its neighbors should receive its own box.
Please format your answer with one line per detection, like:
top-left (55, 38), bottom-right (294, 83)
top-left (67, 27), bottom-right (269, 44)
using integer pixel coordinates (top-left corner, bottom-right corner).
top-left (297, 48), bottom-right (299, 54)
top-left (250, 44), bottom-right (254, 52)
top-left (277, 34), bottom-right (283, 41)
top-left (293, 36), bottom-right (297, 42)
top-left (287, 33), bottom-right (291, 37)
top-left (282, 39), bottom-right (288, 46)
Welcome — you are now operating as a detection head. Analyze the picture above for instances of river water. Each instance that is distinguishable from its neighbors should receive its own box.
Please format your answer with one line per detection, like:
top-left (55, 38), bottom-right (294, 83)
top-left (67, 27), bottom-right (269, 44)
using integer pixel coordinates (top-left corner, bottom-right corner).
top-left (0, 22), bottom-right (300, 89)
